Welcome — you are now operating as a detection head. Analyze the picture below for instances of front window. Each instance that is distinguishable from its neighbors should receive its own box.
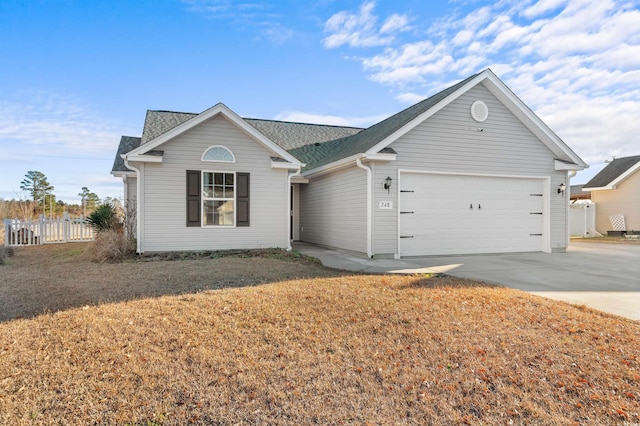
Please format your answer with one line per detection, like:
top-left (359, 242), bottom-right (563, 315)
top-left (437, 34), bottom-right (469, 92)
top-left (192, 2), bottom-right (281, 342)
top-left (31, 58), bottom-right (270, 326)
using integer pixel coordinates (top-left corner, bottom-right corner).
top-left (202, 172), bottom-right (235, 226)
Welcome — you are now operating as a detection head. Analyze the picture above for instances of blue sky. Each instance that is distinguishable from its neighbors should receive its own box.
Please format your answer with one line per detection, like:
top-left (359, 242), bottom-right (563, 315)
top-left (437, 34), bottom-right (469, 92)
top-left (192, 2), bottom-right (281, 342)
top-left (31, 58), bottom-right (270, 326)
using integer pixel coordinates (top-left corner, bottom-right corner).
top-left (1, 0), bottom-right (639, 203)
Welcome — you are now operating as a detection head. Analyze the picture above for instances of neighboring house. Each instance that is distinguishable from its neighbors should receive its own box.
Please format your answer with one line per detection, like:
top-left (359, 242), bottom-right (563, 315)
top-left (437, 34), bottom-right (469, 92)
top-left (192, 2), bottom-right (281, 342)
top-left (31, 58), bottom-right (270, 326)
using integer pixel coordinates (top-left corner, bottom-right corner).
top-left (582, 155), bottom-right (640, 234)
top-left (111, 69), bottom-right (587, 257)
top-left (570, 184), bottom-right (591, 202)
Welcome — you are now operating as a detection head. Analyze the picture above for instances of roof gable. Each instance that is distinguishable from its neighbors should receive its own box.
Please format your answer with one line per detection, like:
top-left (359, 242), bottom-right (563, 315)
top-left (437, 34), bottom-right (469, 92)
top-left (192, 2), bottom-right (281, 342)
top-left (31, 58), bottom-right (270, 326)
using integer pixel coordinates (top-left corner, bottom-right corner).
top-left (289, 73), bottom-right (477, 172)
top-left (290, 69), bottom-right (587, 174)
top-left (583, 155), bottom-right (640, 190)
top-left (126, 103), bottom-right (302, 166)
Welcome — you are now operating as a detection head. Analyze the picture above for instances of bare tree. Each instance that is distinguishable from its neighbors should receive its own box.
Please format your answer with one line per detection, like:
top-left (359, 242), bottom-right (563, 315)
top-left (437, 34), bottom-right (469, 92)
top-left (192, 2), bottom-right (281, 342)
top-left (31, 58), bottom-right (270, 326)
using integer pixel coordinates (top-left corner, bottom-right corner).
top-left (123, 197), bottom-right (136, 239)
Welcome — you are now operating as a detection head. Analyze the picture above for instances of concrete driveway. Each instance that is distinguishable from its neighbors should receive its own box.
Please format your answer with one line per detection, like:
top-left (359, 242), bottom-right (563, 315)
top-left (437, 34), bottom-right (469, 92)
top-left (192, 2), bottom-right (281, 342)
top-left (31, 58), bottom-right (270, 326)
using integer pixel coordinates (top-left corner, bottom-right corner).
top-left (294, 242), bottom-right (640, 321)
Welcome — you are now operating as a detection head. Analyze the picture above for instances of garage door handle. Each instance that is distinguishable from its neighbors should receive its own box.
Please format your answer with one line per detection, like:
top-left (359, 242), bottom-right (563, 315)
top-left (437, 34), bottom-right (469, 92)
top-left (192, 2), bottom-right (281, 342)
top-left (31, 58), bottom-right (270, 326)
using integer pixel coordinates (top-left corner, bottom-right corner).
top-left (400, 190), bottom-right (414, 193)
top-left (530, 212), bottom-right (543, 215)
top-left (400, 236), bottom-right (414, 239)
top-left (530, 233), bottom-right (543, 236)
top-left (400, 211), bottom-right (414, 214)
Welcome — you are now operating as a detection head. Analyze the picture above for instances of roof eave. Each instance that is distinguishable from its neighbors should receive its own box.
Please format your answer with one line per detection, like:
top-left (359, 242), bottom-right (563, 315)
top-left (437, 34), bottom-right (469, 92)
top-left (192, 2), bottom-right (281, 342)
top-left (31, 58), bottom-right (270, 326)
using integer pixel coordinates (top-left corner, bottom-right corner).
top-left (555, 159), bottom-right (585, 171)
top-left (271, 160), bottom-right (304, 170)
top-left (126, 154), bottom-right (164, 163)
top-left (584, 161), bottom-right (640, 190)
top-left (302, 153), bottom-right (364, 178)
top-left (111, 170), bottom-right (136, 178)
top-left (582, 185), bottom-right (614, 191)
top-left (364, 152), bottom-right (397, 161)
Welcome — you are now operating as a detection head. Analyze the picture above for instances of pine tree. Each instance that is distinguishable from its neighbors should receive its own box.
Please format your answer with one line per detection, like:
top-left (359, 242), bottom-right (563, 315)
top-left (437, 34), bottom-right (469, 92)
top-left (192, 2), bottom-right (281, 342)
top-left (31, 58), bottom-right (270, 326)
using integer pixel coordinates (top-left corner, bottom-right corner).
top-left (20, 171), bottom-right (54, 204)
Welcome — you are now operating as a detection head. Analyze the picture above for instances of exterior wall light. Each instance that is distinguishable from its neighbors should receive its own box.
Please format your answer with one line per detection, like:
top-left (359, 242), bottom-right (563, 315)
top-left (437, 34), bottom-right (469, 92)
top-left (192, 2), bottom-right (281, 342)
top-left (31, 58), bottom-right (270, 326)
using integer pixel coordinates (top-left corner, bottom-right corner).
top-left (557, 183), bottom-right (566, 195)
top-left (384, 176), bottom-right (392, 193)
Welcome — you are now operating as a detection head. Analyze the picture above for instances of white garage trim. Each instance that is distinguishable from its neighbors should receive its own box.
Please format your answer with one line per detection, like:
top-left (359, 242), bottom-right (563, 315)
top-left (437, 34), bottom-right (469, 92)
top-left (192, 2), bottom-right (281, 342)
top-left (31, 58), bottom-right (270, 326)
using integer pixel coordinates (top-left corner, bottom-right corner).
top-left (395, 169), bottom-right (551, 257)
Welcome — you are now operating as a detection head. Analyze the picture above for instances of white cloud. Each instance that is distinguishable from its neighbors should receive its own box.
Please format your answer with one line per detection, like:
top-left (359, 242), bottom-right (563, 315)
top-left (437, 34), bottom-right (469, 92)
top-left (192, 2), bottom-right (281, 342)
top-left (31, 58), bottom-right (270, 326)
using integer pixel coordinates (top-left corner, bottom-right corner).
top-left (522, 0), bottom-right (568, 18)
top-left (0, 91), bottom-right (135, 203)
top-left (395, 92), bottom-right (426, 104)
top-left (182, 0), bottom-right (269, 20)
top-left (259, 22), bottom-right (295, 44)
top-left (0, 91), bottom-right (127, 158)
top-left (323, 1), bottom-right (409, 48)
top-left (275, 111), bottom-right (388, 128)
top-left (321, 0), bottom-right (640, 170)
top-left (183, 0), bottom-right (293, 46)
top-left (380, 14), bottom-right (410, 34)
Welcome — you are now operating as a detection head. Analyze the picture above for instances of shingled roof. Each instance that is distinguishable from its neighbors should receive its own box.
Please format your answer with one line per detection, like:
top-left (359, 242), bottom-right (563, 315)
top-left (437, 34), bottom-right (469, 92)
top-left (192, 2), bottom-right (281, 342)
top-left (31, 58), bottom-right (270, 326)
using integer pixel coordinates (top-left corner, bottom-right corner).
top-left (114, 69), bottom-right (581, 176)
top-left (112, 111), bottom-right (363, 173)
top-left (289, 73), bottom-right (478, 171)
top-left (141, 111), bottom-right (196, 143)
top-left (244, 118), bottom-right (362, 150)
top-left (111, 136), bottom-right (142, 173)
top-left (583, 155), bottom-right (640, 189)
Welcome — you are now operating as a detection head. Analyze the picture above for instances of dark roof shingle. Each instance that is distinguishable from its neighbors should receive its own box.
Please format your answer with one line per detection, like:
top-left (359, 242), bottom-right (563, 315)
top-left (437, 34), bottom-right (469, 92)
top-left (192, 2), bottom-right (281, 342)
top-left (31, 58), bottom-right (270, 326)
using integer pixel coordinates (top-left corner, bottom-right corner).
top-left (289, 73), bottom-right (478, 171)
top-left (583, 155), bottom-right (640, 188)
top-left (113, 72), bottom-right (480, 174)
top-left (111, 136), bottom-right (142, 173)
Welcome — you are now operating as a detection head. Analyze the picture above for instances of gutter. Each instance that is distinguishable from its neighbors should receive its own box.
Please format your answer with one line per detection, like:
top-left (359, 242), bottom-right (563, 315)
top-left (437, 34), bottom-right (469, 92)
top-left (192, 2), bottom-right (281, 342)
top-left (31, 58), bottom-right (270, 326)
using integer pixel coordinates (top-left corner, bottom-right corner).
top-left (302, 154), bottom-right (363, 179)
top-left (355, 158), bottom-right (373, 258)
top-left (123, 156), bottom-right (142, 254)
top-left (286, 166), bottom-right (302, 251)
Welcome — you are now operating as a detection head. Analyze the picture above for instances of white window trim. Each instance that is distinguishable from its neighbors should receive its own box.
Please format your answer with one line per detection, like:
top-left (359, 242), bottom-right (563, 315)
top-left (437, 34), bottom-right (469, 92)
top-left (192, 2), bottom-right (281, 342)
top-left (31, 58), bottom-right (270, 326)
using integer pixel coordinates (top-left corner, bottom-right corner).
top-left (201, 145), bottom-right (236, 163)
top-left (201, 170), bottom-right (236, 228)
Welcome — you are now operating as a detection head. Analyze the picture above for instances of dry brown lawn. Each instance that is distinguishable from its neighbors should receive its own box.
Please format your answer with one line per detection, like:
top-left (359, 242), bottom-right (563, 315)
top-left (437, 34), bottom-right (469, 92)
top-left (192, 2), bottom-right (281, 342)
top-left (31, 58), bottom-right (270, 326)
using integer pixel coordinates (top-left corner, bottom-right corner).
top-left (0, 244), bottom-right (639, 425)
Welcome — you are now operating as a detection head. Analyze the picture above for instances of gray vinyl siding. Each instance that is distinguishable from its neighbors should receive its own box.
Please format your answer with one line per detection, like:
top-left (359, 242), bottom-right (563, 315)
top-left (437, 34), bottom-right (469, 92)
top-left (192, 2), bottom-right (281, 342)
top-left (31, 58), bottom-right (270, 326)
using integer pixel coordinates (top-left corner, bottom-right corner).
top-left (125, 176), bottom-right (137, 237)
top-left (140, 115), bottom-right (289, 252)
top-left (125, 177), bottom-right (137, 206)
top-left (372, 83), bottom-right (567, 256)
top-left (591, 170), bottom-right (640, 234)
top-left (299, 165), bottom-right (367, 254)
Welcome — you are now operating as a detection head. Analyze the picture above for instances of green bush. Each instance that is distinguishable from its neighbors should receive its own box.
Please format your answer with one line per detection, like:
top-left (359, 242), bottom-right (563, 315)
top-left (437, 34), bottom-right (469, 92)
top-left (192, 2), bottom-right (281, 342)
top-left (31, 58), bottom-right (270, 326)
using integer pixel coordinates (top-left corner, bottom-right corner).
top-left (85, 203), bottom-right (119, 232)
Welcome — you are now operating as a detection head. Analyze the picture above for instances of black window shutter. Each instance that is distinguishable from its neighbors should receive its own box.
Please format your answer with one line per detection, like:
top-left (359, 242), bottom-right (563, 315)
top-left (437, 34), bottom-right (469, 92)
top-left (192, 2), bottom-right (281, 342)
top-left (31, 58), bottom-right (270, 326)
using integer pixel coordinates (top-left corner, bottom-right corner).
top-left (236, 172), bottom-right (250, 227)
top-left (186, 170), bottom-right (201, 227)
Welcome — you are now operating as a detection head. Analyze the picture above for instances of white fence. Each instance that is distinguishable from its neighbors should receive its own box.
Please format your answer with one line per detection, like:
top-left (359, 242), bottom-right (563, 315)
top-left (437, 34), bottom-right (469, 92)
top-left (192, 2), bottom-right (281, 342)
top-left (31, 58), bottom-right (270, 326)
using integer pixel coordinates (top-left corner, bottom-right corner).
top-left (4, 213), bottom-right (94, 246)
top-left (569, 201), bottom-right (600, 238)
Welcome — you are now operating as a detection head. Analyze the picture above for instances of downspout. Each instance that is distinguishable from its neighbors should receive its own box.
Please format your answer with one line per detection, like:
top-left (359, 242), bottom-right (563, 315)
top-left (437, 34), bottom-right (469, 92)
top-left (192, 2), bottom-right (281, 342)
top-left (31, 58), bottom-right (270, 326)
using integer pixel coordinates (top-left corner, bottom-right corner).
top-left (123, 157), bottom-right (142, 254)
top-left (566, 170), bottom-right (577, 248)
top-left (286, 166), bottom-right (301, 251)
top-left (356, 158), bottom-right (373, 258)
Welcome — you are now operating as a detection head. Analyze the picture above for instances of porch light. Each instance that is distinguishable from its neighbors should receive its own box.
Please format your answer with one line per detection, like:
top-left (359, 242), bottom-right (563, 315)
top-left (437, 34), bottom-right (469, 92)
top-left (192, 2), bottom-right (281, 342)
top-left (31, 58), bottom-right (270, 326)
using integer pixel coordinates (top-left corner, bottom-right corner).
top-left (384, 176), bottom-right (392, 193)
top-left (557, 183), bottom-right (566, 195)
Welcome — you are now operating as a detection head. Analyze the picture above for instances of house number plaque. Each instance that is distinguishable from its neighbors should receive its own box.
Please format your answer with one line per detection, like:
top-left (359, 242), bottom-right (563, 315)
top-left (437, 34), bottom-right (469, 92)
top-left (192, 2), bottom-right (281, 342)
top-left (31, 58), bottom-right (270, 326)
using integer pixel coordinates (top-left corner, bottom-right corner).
top-left (378, 201), bottom-right (393, 209)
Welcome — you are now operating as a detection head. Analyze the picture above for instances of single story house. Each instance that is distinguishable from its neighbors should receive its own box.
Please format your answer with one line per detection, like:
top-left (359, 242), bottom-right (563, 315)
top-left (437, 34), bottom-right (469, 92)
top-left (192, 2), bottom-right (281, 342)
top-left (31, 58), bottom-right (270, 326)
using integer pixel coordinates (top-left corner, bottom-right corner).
top-left (582, 155), bottom-right (640, 234)
top-left (111, 69), bottom-right (587, 257)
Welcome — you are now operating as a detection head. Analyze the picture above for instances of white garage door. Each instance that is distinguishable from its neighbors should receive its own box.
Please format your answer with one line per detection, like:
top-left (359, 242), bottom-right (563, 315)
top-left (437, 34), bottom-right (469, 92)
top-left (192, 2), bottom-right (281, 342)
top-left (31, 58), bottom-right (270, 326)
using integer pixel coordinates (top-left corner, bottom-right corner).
top-left (399, 173), bottom-right (545, 256)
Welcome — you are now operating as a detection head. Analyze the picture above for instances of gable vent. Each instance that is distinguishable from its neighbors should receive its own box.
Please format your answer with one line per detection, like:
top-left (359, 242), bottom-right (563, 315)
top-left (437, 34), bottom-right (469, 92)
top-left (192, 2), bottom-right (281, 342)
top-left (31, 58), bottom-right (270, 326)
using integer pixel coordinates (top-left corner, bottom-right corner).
top-left (471, 100), bottom-right (489, 122)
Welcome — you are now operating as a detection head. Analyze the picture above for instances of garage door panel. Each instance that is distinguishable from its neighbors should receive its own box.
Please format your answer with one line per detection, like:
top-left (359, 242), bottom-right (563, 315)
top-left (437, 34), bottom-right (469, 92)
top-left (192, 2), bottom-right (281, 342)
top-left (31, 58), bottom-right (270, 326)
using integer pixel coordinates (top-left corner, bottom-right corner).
top-left (399, 173), bottom-right (545, 256)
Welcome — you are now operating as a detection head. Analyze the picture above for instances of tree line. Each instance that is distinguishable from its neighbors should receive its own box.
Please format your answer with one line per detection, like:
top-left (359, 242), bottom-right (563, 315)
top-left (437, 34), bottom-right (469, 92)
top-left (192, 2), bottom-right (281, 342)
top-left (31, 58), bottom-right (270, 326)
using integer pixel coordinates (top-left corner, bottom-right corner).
top-left (1, 170), bottom-right (115, 220)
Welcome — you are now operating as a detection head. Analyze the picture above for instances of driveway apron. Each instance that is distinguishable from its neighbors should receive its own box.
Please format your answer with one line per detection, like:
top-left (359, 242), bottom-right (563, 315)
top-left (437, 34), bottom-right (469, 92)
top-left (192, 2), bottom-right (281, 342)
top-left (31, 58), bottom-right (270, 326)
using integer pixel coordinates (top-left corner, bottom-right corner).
top-left (294, 242), bottom-right (640, 321)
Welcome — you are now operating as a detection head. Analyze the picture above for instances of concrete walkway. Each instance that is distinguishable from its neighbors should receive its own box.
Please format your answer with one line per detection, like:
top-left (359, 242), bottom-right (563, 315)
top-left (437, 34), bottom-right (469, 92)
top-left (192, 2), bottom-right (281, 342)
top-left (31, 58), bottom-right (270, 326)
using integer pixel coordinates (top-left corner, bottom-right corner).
top-left (293, 242), bottom-right (640, 321)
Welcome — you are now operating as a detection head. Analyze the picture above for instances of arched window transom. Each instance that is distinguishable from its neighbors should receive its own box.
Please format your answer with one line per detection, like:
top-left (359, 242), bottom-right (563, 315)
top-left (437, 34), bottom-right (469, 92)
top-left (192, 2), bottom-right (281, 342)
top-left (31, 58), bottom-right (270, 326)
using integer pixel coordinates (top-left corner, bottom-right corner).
top-left (202, 146), bottom-right (235, 163)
